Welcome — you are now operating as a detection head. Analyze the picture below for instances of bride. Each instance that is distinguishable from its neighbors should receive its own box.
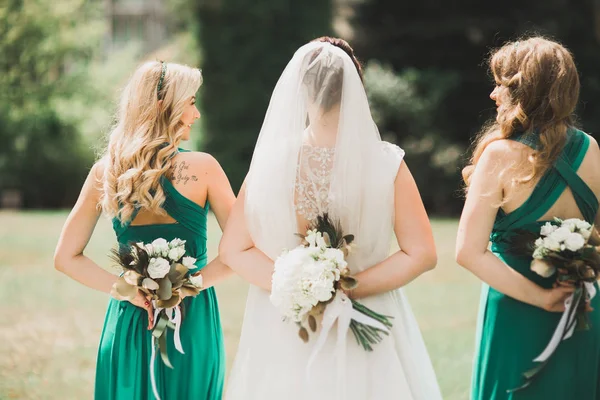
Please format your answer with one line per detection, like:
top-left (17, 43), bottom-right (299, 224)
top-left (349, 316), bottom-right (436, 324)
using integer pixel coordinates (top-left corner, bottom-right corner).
top-left (219, 37), bottom-right (443, 400)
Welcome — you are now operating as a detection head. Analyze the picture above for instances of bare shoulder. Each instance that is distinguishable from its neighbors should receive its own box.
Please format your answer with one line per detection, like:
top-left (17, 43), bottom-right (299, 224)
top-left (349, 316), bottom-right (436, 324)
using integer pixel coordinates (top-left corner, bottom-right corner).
top-left (586, 133), bottom-right (600, 154)
top-left (478, 139), bottom-right (526, 171)
top-left (169, 151), bottom-right (221, 186)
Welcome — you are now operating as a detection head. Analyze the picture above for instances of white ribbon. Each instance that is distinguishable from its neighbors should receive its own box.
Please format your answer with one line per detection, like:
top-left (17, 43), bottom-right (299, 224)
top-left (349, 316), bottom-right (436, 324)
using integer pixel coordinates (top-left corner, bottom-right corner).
top-left (149, 304), bottom-right (186, 400)
top-left (534, 282), bottom-right (596, 362)
top-left (306, 291), bottom-right (390, 399)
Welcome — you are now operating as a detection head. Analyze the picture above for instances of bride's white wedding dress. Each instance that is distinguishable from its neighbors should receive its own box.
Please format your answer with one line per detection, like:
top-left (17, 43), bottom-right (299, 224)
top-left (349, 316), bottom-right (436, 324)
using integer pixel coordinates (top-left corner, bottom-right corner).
top-left (225, 41), bottom-right (442, 400)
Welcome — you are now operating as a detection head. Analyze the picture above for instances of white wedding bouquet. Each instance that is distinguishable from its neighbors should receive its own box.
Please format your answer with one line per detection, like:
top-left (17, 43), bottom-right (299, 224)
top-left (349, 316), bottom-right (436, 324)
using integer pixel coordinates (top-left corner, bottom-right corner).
top-left (270, 213), bottom-right (393, 351)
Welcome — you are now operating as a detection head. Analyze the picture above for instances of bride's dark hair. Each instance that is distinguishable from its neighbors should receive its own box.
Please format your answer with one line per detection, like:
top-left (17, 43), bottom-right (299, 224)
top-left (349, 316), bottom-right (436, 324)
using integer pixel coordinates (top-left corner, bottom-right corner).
top-left (312, 36), bottom-right (363, 82)
top-left (304, 37), bottom-right (363, 112)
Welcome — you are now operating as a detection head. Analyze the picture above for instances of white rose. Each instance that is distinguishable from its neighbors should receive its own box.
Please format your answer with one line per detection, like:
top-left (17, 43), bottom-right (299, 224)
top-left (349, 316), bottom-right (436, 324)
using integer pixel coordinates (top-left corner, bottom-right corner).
top-left (189, 273), bottom-right (204, 289)
top-left (182, 256), bottom-right (197, 269)
top-left (147, 257), bottom-right (171, 279)
top-left (316, 234), bottom-right (328, 249)
top-left (540, 222), bottom-right (558, 236)
top-left (549, 227), bottom-right (571, 243)
top-left (531, 259), bottom-right (556, 278)
top-left (564, 232), bottom-right (586, 252)
top-left (168, 246), bottom-right (186, 262)
top-left (169, 238), bottom-right (186, 249)
top-left (561, 220), bottom-right (577, 232)
top-left (534, 238), bottom-right (544, 248)
top-left (543, 236), bottom-right (562, 252)
top-left (144, 243), bottom-right (154, 255)
top-left (305, 230), bottom-right (318, 247)
top-left (151, 238), bottom-right (169, 257)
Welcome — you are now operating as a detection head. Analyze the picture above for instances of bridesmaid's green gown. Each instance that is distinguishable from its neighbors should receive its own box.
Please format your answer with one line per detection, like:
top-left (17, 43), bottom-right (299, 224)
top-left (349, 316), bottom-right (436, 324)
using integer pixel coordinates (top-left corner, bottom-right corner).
top-left (472, 129), bottom-right (600, 399)
top-left (94, 173), bottom-right (224, 399)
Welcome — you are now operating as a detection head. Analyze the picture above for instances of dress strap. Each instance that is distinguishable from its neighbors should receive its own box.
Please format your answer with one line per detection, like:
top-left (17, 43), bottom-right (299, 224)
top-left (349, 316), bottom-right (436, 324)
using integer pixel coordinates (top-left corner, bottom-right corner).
top-left (553, 131), bottom-right (598, 223)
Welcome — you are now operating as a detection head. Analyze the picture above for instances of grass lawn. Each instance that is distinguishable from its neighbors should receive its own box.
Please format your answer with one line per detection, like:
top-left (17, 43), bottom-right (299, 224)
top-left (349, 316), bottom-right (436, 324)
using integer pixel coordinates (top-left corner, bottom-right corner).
top-left (0, 211), bottom-right (481, 400)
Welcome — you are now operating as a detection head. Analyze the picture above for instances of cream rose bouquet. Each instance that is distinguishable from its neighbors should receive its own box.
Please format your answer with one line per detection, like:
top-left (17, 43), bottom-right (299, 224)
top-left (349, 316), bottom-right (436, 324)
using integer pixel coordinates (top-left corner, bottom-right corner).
top-left (509, 218), bottom-right (600, 392)
top-left (110, 238), bottom-right (204, 399)
top-left (270, 213), bottom-right (393, 352)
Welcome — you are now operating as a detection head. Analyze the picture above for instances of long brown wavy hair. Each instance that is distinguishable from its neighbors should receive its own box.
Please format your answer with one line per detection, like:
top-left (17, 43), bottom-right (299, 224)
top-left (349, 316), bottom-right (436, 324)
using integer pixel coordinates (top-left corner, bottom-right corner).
top-left (99, 61), bottom-right (202, 223)
top-left (463, 37), bottom-right (580, 190)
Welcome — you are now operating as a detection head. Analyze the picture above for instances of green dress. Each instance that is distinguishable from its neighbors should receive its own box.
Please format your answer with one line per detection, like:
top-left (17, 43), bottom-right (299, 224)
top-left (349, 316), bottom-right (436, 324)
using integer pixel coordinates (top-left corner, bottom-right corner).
top-left (472, 129), bottom-right (600, 399)
top-left (95, 175), bottom-right (225, 399)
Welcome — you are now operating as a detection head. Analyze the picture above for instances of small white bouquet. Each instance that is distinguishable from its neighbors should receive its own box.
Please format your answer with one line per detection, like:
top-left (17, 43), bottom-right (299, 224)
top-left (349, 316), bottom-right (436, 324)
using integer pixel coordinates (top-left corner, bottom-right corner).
top-left (110, 237), bottom-right (204, 399)
top-left (270, 213), bottom-right (392, 352)
top-left (509, 218), bottom-right (600, 393)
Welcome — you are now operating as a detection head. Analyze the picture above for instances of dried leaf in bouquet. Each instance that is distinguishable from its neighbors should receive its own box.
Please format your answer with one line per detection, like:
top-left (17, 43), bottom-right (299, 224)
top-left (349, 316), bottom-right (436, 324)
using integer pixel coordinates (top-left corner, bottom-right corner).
top-left (111, 277), bottom-right (138, 301)
top-left (308, 315), bottom-right (317, 332)
top-left (157, 278), bottom-right (173, 300)
top-left (298, 327), bottom-right (309, 343)
top-left (339, 276), bottom-right (358, 291)
top-left (180, 284), bottom-right (201, 298)
top-left (168, 263), bottom-right (188, 283)
top-left (157, 292), bottom-right (181, 309)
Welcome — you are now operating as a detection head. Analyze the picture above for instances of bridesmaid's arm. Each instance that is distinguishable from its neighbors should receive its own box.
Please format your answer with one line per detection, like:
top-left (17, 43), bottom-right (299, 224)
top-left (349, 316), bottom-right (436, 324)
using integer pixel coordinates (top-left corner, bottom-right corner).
top-left (350, 162), bottom-right (437, 299)
top-left (54, 163), bottom-right (118, 294)
top-left (195, 155), bottom-right (236, 289)
top-left (218, 183), bottom-right (274, 292)
top-left (455, 141), bottom-right (573, 312)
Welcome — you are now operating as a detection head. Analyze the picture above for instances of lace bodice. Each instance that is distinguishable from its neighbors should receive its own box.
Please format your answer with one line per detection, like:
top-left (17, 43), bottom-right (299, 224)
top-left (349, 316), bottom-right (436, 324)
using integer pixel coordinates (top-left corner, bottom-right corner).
top-left (294, 144), bottom-right (335, 221)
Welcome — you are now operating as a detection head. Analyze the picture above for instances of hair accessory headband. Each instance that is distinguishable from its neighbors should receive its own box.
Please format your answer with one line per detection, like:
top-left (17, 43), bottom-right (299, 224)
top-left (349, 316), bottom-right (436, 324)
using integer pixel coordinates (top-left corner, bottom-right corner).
top-left (157, 61), bottom-right (167, 98)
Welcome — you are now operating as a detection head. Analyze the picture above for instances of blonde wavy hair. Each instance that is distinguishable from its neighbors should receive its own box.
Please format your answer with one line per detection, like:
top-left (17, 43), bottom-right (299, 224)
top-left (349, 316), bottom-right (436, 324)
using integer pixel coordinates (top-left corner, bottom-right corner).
top-left (99, 61), bottom-right (203, 223)
top-left (463, 37), bottom-right (580, 190)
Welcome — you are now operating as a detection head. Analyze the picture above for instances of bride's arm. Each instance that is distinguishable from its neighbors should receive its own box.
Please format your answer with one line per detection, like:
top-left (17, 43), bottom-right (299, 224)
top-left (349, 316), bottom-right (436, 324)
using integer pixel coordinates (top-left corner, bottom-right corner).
top-left (455, 141), bottom-right (573, 312)
top-left (218, 183), bottom-right (274, 291)
top-left (194, 155), bottom-right (236, 289)
top-left (350, 162), bottom-right (437, 299)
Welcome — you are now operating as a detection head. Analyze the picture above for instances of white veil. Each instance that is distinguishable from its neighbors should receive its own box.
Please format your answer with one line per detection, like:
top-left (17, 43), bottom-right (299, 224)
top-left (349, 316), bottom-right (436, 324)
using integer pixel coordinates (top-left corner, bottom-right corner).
top-left (245, 41), bottom-right (394, 263)
top-left (230, 41), bottom-right (442, 400)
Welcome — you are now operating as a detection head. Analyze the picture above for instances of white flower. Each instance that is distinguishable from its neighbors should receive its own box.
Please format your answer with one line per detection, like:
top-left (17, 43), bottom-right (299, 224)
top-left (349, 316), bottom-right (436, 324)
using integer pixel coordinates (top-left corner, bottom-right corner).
top-left (270, 245), bottom-right (341, 322)
top-left (581, 229), bottom-right (592, 240)
top-left (534, 238), bottom-right (544, 248)
top-left (147, 257), bottom-right (171, 279)
top-left (316, 234), bottom-right (328, 249)
top-left (144, 244), bottom-right (154, 255)
top-left (169, 238), bottom-right (186, 249)
top-left (564, 232), bottom-right (586, 252)
top-left (189, 273), bottom-right (204, 289)
top-left (531, 259), bottom-right (556, 278)
top-left (305, 230), bottom-right (318, 248)
top-left (532, 247), bottom-right (546, 260)
top-left (540, 222), bottom-right (558, 236)
top-left (182, 256), bottom-right (197, 269)
top-left (168, 246), bottom-right (186, 262)
top-left (543, 236), bottom-right (562, 252)
top-left (549, 227), bottom-right (571, 243)
top-left (151, 238), bottom-right (169, 257)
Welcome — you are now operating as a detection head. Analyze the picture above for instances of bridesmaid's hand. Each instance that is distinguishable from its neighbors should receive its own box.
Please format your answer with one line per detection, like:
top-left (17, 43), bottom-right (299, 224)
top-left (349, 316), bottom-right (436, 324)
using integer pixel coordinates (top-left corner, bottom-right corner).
top-left (129, 290), bottom-right (155, 329)
top-left (539, 286), bottom-right (576, 312)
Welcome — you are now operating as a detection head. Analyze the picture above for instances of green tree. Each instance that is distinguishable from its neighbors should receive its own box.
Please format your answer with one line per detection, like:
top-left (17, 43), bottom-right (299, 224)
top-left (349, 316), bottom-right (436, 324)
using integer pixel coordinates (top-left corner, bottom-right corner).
top-left (352, 0), bottom-right (600, 214)
top-left (0, 0), bottom-right (104, 207)
top-left (196, 0), bottom-right (333, 191)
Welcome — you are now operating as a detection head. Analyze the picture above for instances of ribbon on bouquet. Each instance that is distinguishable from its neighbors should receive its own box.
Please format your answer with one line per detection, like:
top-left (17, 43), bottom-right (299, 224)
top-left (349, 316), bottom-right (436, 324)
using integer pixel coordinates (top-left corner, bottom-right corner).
top-left (509, 281), bottom-right (597, 393)
top-left (306, 291), bottom-right (390, 400)
top-left (149, 305), bottom-right (184, 400)
top-left (534, 282), bottom-right (596, 362)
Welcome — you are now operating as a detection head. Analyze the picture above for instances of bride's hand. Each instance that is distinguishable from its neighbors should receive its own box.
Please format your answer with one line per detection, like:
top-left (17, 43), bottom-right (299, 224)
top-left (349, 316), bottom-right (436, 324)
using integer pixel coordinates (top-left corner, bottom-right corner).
top-left (129, 290), bottom-right (155, 329)
top-left (538, 286), bottom-right (575, 312)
